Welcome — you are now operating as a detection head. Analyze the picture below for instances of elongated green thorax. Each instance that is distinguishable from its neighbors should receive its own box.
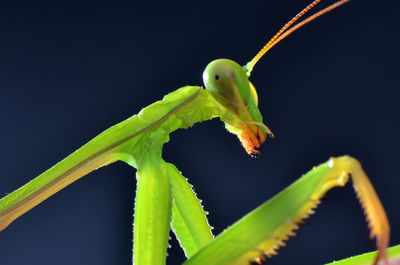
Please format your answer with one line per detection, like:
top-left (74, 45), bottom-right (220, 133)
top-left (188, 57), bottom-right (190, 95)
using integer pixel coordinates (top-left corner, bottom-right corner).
top-left (203, 58), bottom-right (273, 156)
top-left (0, 84), bottom-right (266, 233)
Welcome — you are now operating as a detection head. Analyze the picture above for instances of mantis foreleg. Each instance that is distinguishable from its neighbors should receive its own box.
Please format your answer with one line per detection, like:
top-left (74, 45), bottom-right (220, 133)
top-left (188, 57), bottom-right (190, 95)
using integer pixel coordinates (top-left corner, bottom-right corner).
top-left (132, 131), bottom-right (215, 265)
top-left (134, 149), bottom-right (171, 265)
top-left (168, 162), bottom-right (214, 258)
top-left (184, 156), bottom-right (389, 265)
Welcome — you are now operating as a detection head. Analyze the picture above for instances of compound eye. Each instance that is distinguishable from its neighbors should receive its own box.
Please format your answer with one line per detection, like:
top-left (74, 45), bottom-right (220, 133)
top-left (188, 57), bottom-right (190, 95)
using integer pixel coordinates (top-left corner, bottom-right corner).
top-left (203, 58), bottom-right (256, 115)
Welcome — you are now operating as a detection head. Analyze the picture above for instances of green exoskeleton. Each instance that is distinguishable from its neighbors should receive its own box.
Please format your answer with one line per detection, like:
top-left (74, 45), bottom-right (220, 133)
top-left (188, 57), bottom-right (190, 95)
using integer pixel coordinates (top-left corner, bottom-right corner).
top-left (203, 58), bottom-right (272, 157)
top-left (0, 0), bottom-right (394, 265)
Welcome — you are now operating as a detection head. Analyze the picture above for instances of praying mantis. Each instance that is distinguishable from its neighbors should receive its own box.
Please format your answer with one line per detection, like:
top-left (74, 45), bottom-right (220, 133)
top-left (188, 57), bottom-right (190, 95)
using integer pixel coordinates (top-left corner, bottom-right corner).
top-left (0, 0), bottom-right (399, 264)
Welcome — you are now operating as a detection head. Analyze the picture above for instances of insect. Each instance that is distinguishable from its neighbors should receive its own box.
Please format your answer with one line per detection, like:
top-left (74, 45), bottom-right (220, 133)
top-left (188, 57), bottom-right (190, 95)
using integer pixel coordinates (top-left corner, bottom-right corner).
top-left (0, 0), bottom-right (395, 264)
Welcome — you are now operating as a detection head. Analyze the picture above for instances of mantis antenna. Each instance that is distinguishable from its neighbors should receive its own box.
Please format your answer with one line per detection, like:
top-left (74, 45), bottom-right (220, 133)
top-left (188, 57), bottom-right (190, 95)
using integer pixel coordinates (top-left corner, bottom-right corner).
top-left (245, 0), bottom-right (351, 75)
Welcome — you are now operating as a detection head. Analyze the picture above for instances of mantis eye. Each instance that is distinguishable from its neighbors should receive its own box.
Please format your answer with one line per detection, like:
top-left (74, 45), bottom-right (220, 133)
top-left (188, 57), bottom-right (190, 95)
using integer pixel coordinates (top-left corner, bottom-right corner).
top-left (203, 58), bottom-right (254, 113)
top-left (203, 58), bottom-right (269, 155)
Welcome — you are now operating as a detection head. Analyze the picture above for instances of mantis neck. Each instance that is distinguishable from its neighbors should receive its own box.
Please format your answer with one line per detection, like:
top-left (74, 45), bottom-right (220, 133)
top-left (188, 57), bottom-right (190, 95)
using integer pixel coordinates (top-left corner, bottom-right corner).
top-left (118, 86), bottom-right (237, 168)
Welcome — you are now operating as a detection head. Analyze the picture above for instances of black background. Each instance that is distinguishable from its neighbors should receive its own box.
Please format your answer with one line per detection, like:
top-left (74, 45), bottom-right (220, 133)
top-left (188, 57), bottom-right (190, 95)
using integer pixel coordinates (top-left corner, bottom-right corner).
top-left (0, 0), bottom-right (399, 264)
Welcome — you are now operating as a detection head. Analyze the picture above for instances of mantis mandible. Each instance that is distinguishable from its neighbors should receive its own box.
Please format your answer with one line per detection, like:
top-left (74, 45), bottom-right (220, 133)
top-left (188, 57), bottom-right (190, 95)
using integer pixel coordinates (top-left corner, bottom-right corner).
top-left (0, 0), bottom-right (392, 264)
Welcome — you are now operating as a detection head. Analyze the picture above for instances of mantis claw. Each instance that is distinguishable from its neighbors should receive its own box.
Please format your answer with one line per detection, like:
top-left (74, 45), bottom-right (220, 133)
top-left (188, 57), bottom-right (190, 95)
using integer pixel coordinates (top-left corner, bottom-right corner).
top-left (184, 156), bottom-right (390, 265)
top-left (327, 156), bottom-right (390, 265)
top-left (250, 149), bottom-right (261, 158)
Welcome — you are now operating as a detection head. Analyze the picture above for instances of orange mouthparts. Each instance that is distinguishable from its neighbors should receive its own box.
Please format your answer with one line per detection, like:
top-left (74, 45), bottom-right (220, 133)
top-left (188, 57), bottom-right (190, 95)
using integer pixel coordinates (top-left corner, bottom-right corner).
top-left (224, 119), bottom-right (273, 157)
top-left (238, 124), bottom-right (271, 157)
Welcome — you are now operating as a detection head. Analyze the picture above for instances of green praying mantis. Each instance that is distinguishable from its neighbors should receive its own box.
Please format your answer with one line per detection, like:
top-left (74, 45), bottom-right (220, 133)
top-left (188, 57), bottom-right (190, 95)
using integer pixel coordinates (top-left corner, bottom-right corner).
top-left (0, 0), bottom-right (398, 264)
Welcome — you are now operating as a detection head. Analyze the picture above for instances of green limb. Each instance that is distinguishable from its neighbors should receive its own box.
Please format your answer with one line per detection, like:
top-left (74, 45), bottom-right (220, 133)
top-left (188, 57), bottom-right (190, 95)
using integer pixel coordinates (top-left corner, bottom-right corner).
top-left (133, 150), bottom-right (171, 265)
top-left (184, 156), bottom-right (388, 265)
top-left (325, 244), bottom-right (400, 265)
top-left (167, 163), bottom-right (214, 258)
top-left (0, 151), bottom-right (119, 232)
top-left (0, 86), bottom-right (209, 232)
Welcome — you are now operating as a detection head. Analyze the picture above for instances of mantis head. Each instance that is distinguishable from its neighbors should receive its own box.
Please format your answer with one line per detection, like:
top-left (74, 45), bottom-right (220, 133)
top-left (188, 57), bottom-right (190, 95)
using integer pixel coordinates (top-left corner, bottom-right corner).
top-left (202, 0), bottom-right (350, 156)
top-left (203, 58), bottom-right (271, 156)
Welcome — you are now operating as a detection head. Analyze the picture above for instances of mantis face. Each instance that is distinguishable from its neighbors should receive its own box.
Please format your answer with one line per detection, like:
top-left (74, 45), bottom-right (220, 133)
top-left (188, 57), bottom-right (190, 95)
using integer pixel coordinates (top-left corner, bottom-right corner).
top-left (200, 0), bottom-right (354, 157)
top-left (203, 59), bottom-right (272, 156)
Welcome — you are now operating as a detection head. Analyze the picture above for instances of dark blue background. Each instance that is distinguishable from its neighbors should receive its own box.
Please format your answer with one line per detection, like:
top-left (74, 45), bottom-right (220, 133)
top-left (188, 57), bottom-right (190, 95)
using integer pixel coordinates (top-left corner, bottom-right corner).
top-left (0, 0), bottom-right (398, 264)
